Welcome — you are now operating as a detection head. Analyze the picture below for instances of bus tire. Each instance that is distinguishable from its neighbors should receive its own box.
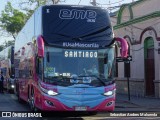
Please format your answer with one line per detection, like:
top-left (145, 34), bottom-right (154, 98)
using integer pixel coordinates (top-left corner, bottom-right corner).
top-left (29, 88), bottom-right (39, 112)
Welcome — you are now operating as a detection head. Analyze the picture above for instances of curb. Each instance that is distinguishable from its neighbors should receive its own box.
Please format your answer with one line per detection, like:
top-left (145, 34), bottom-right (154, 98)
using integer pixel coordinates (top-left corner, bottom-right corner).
top-left (115, 105), bottom-right (140, 108)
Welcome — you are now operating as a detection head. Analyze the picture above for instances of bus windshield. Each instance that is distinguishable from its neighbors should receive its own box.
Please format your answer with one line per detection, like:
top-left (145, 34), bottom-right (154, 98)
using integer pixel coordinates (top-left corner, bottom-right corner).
top-left (42, 5), bottom-right (114, 48)
top-left (44, 47), bottom-right (115, 86)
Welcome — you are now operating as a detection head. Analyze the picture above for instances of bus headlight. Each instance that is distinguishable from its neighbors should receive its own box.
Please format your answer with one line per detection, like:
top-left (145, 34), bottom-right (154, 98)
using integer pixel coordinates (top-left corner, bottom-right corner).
top-left (47, 90), bottom-right (58, 96)
top-left (39, 84), bottom-right (58, 96)
top-left (103, 90), bottom-right (115, 96)
top-left (11, 85), bottom-right (15, 88)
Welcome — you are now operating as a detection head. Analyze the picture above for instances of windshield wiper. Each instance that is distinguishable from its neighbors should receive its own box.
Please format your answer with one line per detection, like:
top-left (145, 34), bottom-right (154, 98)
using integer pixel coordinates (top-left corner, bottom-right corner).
top-left (55, 26), bottom-right (111, 41)
top-left (79, 26), bottom-right (111, 39)
top-left (45, 76), bottom-right (83, 81)
top-left (56, 33), bottom-right (83, 41)
top-left (78, 75), bottom-right (106, 86)
top-left (44, 76), bottom-right (72, 86)
top-left (45, 76), bottom-right (70, 80)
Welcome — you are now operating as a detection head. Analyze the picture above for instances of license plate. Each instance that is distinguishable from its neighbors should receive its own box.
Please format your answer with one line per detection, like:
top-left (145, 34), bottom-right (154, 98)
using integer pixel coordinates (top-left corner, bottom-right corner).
top-left (75, 106), bottom-right (87, 111)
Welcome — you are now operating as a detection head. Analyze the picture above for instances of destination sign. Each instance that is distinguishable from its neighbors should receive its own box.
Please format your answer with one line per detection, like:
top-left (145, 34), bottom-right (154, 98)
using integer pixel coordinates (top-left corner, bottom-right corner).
top-left (64, 51), bottom-right (98, 58)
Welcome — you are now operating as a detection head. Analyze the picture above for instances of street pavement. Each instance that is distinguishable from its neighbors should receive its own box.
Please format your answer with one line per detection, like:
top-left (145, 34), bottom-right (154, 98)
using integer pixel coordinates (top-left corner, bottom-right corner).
top-left (0, 92), bottom-right (30, 111)
top-left (115, 93), bottom-right (160, 111)
top-left (0, 92), bottom-right (160, 120)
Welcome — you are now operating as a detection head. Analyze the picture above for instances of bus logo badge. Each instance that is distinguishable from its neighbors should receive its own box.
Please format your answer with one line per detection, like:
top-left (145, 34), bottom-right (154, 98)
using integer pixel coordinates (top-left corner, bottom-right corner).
top-left (46, 9), bottom-right (50, 13)
top-left (59, 9), bottom-right (97, 22)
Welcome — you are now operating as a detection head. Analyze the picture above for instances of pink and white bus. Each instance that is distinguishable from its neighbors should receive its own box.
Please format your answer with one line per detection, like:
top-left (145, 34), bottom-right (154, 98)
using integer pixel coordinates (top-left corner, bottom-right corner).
top-left (14, 5), bottom-right (128, 112)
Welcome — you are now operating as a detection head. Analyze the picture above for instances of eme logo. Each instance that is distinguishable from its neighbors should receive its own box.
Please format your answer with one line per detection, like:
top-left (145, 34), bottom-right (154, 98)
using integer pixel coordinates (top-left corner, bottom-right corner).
top-left (59, 9), bottom-right (97, 22)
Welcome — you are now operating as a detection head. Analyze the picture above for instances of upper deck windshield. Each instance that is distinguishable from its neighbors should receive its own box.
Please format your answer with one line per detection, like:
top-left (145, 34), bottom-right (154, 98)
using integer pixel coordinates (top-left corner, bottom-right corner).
top-left (44, 47), bottom-right (115, 87)
top-left (42, 5), bottom-right (114, 48)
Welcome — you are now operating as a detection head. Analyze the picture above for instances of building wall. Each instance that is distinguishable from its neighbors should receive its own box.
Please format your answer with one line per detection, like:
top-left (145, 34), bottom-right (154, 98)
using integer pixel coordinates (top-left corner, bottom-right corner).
top-left (114, 0), bottom-right (160, 98)
top-left (132, 0), bottom-right (160, 19)
top-left (116, 79), bottom-right (145, 97)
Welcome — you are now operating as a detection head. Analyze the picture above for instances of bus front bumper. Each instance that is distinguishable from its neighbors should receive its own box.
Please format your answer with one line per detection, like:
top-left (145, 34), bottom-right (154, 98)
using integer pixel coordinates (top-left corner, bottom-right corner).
top-left (41, 95), bottom-right (115, 112)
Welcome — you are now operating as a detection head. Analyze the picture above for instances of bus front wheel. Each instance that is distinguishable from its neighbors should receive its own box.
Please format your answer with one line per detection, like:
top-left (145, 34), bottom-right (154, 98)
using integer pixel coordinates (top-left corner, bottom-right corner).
top-left (28, 88), bottom-right (39, 112)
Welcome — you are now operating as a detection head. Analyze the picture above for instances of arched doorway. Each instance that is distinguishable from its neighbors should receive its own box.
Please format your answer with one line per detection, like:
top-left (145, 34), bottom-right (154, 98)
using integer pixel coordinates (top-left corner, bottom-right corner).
top-left (144, 37), bottom-right (155, 96)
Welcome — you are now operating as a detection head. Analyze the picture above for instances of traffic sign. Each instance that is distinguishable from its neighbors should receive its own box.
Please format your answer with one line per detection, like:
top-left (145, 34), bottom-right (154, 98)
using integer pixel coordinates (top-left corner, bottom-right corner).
top-left (126, 56), bottom-right (132, 61)
top-left (116, 56), bottom-right (132, 62)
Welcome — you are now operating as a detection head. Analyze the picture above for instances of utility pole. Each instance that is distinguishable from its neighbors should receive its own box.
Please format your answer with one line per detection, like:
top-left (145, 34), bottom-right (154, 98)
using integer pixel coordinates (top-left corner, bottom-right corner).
top-left (126, 61), bottom-right (131, 101)
top-left (91, 0), bottom-right (96, 6)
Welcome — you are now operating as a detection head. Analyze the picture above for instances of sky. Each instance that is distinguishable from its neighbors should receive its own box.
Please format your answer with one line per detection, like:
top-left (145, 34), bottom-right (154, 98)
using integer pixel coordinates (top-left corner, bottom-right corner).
top-left (0, 0), bottom-right (136, 45)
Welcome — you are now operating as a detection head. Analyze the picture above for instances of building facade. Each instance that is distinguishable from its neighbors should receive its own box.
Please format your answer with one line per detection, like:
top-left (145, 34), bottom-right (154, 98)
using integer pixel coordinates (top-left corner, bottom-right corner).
top-left (113, 0), bottom-right (160, 98)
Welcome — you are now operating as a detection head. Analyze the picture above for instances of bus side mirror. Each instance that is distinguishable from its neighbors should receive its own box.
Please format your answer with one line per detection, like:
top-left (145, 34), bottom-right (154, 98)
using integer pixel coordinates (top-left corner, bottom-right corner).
top-left (115, 37), bottom-right (128, 58)
top-left (37, 35), bottom-right (44, 58)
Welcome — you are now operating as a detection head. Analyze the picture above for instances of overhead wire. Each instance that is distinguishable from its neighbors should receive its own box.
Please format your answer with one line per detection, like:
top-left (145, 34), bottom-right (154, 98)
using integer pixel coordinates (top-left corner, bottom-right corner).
top-left (96, 0), bottom-right (124, 5)
top-left (78, 0), bottom-right (82, 5)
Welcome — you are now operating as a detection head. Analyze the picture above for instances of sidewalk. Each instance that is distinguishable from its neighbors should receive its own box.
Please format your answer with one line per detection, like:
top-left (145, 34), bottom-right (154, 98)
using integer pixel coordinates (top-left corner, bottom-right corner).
top-left (116, 93), bottom-right (160, 109)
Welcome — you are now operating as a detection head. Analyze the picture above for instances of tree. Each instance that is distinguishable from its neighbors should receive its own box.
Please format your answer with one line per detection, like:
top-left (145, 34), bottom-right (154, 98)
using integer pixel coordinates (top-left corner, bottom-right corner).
top-left (0, 0), bottom-right (61, 41)
top-left (0, 45), bottom-right (4, 51)
top-left (0, 40), bottom-right (13, 51)
top-left (19, 0), bottom-right (61, 19)
top-left (0, 2), bottom-right (27, 40)
top-left (5, 40), bottom-right (15, 47)
top-left (19, 0), bottom-right (47, 20)
top-left (0, 40), bottom-right (15, 51)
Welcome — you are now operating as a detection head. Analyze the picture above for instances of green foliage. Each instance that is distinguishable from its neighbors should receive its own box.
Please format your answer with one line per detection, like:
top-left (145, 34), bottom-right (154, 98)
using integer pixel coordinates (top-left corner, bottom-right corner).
top-left (19, 0), bottom-right (47, 20)
top-left (0, 40), bottom-right (15, 52)
top-left (0, 0), bottom-right (60, 41)
top-left (0, 2), bottom-right (27, 39)
top-left (0, 45), bottom-right (4, 51)
top-left (6, 40), bottom-right (15, 47)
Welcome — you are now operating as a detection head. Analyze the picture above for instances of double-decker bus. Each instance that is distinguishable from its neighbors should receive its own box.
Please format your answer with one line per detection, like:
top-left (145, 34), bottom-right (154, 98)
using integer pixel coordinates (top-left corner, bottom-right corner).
top-left (0, 46), bottom-right (15, 92)
top-left (14, 5), bottom-right (128, 111)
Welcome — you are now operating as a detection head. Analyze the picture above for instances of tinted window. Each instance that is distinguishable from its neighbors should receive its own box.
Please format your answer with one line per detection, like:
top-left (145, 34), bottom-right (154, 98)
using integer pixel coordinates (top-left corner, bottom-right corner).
top-left (42, 5), bottom-right (114, 48)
